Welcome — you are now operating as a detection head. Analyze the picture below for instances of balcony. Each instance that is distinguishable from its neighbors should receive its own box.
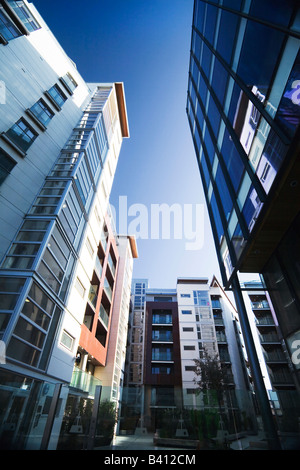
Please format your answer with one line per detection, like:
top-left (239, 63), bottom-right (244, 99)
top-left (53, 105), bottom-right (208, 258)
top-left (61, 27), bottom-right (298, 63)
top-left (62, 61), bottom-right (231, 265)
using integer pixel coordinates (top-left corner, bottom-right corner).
top-left (152, 315), bottom-right (172, 325)
top-left (152, 350), bottom-right (173, 362)
top-left (259, 333), bottom-right (280, 344)
top-left (70, 369), bottom-right (102, 397)
top-left (152, 331), bottom-right (173, 343)
top-left (251, 300), bottom-right (270, 310)
top-left (255, 315), bottom-right (275, 326)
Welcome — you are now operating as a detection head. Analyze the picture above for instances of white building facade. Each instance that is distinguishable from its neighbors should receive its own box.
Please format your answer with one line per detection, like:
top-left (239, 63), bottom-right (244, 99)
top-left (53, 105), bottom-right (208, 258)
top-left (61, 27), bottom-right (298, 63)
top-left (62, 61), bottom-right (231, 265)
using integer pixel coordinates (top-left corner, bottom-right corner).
top-left (0, 0), bottom-right (132, 450)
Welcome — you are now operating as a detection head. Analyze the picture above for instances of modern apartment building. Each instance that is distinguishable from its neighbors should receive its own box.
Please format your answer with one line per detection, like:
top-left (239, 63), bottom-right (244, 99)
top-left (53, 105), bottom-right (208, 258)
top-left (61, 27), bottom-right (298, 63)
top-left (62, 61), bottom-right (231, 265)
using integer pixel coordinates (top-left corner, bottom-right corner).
top-left (186, 0), bottom-right (300, 448)
top-left (0, 0), bottom-right (135, 450)
top-left (121, 277), bottom-right (256, 437)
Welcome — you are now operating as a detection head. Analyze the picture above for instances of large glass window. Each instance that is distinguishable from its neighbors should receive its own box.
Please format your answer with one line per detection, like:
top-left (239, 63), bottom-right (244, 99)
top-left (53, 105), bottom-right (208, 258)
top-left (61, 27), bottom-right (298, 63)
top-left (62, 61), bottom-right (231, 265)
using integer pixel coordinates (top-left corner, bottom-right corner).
top-left (221, 129), bottom-right (244, 192)
top-left (237, 20), bottom-right (285, 98)
top-left (6, 282), bottom-right (61, 369)
top-left (216, 9), bottom-right (239, 65)
top-left (5, 118), bottom-right (38, 152)
top-left (215, 166), bottom-right (233, 221)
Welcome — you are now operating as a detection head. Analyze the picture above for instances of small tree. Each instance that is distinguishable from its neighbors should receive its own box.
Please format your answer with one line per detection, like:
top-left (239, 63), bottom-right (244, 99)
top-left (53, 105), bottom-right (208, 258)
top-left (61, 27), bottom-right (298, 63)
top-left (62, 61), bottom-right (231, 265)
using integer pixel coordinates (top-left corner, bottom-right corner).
top-left (193, 349), bottom-right (230, 436)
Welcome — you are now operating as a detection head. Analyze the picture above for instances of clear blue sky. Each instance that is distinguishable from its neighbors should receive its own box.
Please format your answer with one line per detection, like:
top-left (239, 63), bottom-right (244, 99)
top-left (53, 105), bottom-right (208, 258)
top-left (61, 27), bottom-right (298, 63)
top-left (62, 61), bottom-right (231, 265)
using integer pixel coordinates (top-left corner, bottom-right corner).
top-left (35, 0), bottom-right (223, 288)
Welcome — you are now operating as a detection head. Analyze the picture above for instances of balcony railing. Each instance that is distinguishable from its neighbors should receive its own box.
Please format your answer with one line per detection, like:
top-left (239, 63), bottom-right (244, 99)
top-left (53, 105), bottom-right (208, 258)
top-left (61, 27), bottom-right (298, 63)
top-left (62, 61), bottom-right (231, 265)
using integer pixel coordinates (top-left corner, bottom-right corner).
top-left (152, 352), bottom-right (173, 361)
top-left (99, 304), bottom-right (109, 329)
top-left (94, 255), bottom-right (102, 279)
top-left (251, 301), bottom-right (270, 309)
top-left (152, 332), bottom-right (173, 342)
top-left (70, 370), bottom-right (102, 396)
top-left (88, 284), bottom-right (98, 308)
top-left (107, 253), bottom-right (116, 277)
top-left (103, 279), bottom-right (112, 302)
top-left (255, 316), bottom-right (274, 326)
top-left (152, 316), bottom-right (172, 325)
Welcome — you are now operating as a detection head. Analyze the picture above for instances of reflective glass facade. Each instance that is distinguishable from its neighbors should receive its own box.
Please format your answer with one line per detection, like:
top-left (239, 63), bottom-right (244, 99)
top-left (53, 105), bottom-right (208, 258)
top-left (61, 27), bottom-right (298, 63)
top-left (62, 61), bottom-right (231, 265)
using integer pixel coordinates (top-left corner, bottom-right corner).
top-left (187, 0), bottom-right (300, 285)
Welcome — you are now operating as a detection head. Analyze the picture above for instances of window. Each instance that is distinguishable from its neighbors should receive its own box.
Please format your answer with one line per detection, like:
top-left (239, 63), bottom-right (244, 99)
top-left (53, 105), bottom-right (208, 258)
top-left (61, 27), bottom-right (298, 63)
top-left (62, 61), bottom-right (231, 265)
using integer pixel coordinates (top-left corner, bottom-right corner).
top-left (184, 345), bottom-right (196, 350)
top-left (60, 72), bottom-right (78, 93)
top-left (182, 310), bottom-right (192, 315)
top-left (0, 148), bottom-right (16, 184)
top-left (5, 118), bottom-right (38, 152)
top-left (183, 327), bottom-right (194, 332)
top-left (29, 99), bottom-right (54, 127)
top-left (180, 293), bottom-right (191, 298)
top-left (185, 365), bottom-right (196, 371)
top-left (0, 6), bottom-right (21, 41)
top-left (60, 330), bottom-right (75, 350)
top-left (46, 84), bottom-right (67, 109)
top-left (6, 0), bottom-right (40, 32)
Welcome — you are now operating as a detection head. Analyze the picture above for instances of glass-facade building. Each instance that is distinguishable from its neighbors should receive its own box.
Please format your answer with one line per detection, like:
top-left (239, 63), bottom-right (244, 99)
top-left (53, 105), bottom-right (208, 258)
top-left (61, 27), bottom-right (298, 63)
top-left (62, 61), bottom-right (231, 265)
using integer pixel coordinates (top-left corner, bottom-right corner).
top-left (187, 0), bottom-right (300, 448)
top-left (187, 0), bottom-right (300, 374)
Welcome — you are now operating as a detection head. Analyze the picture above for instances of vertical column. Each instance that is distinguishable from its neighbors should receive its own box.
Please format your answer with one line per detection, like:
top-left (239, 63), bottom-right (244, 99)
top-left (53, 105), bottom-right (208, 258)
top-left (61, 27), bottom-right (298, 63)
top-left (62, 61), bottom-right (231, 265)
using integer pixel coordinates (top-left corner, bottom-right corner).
top-left (231, 275), bottom-right (281, 450)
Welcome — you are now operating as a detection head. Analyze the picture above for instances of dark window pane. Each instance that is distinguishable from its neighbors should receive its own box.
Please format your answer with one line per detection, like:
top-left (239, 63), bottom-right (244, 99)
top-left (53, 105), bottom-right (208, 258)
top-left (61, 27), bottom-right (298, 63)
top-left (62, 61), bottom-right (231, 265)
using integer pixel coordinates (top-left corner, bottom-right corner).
top-left (210, 192), bottom-right (224, 243)
top-left (0, 7), bottom-right (21, 40)
top-left (216, 9), bottom-right (239, 64)
top-left (211, 58), bottom-right (228, 106)
top-left (203, 4), bottom-right (218, 46)
top-left (249, 0), bottom-right (296, 28)
top-left (216, 166), bottom-right (233, 221)
top-left (237, 21), bottom-right (285, 97)
top-left (221, 129), bottom-right (244, 191)
top-left (0, 148), bottom-right (16, 184)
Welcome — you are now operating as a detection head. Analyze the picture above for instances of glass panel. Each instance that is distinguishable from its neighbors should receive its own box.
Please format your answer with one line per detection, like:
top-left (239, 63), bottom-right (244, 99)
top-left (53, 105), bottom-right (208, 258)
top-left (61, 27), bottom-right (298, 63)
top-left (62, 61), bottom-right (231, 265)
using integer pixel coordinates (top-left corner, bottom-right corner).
top-left (30, 100), bottom-right (54, 126)
top-left (216, 9), bottom-right (239, 64)
top-left (7, 336), bottom-right (40, 366)
top-left (48, 84), bottom-right (66, 108)
top-left (21, 298), bottom-right (50, 330)
top-left (237, 20), bottom-right (285, 98)
top-left (0, 7), bottom-right (21, 41)
top-left (0, 148), bottom-right (16, 185)
top-left (6, 119), bottom-right (37, 151)
top-left (14, 316), bottom-right (45, 349)
top-left (7, 0), bottom-right (40, 32)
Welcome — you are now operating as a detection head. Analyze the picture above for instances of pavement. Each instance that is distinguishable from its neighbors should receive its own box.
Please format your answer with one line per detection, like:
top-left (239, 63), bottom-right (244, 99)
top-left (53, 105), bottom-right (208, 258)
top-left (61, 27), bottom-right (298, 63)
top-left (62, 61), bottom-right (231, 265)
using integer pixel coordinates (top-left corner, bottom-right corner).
top-left (94, 430), bottom-right (269, 451)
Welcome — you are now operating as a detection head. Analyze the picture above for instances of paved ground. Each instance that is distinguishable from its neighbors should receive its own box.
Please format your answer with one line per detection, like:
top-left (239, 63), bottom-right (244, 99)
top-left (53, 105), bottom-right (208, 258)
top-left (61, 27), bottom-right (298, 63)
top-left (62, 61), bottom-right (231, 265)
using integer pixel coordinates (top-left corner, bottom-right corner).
top-left (94, 430), bottom-right (268, 451)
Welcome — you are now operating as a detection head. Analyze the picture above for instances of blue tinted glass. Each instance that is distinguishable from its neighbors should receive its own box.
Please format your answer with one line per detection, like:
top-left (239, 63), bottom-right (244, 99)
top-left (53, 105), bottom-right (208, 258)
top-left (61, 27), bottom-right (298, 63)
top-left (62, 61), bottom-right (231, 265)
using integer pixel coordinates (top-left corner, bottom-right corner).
top-left (227, 82), bottom-right (242, 126)
top-left (216, 166), bottom-right (233, 221)
top-left (196, 100), bottom-right (204, 131)
top-left (199, 151), bottom-right (210, 190)
top-left (207, 95), bottom-right (221, 138)
top-left (249, 0), bottom-right (295, 27)
top-left (237, 20), bottom-right (285, 97)
top-left (275, 50), bottom-right (300, 138)
top-left (204, 127), bottom-right (215, 164)
top-left (211, 58), bottom-right (228, 106)
top-left (203, 4), bottom-right (218, 46)
top-left (201, 42), bottom-right (212, 79)
top-left (198, 73), bottom-right (208, 105)
top-left (210, 193), bottom-right (224, 242)
top-left (221, 129), bottom-right (244, 191)
top-left (195, 0), bottom-right (206, 35)
top-left (242, 185), bottom-right (263, 231)
top-left (193, 31), bottom-right (202, 59)
top-left (216, 9), bottom-right (239, 64)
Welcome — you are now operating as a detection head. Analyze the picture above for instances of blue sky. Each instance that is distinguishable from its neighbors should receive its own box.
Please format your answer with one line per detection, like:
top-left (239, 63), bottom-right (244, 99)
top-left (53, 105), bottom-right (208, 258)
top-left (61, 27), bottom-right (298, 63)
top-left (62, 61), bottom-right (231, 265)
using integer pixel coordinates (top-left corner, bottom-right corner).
top-left (35, 0), bottom-right (222, 288)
